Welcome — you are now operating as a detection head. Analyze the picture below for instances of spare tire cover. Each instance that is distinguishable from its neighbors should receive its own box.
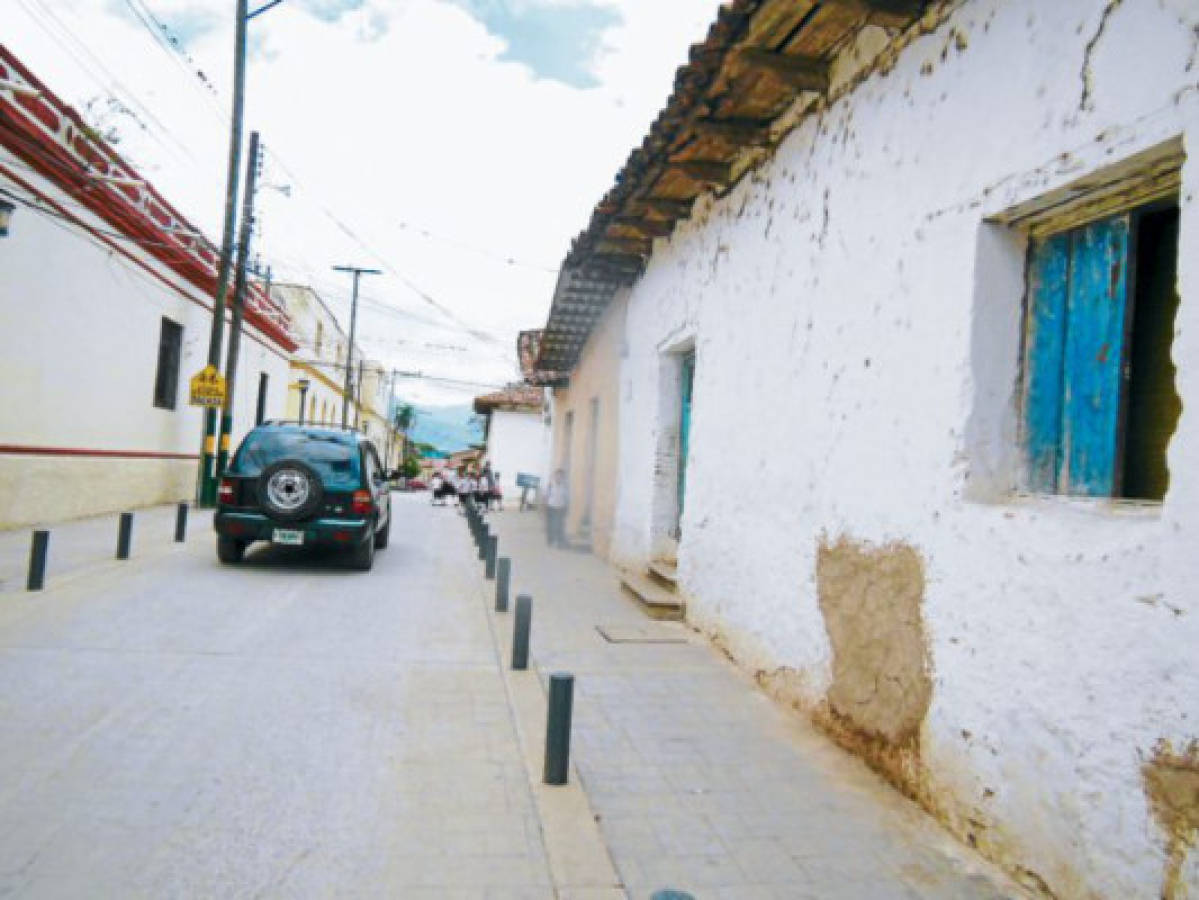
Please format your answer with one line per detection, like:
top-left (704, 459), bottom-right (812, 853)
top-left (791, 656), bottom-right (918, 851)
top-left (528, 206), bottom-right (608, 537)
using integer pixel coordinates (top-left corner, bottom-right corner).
top-left (259, 458), bottom-right (324, 522)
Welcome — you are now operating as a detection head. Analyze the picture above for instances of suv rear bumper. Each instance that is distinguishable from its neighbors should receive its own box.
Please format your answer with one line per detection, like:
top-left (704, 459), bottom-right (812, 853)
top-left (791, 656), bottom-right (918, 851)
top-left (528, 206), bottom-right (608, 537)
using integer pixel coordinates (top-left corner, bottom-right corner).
top-left (214, 510), bottom-right (372, 545)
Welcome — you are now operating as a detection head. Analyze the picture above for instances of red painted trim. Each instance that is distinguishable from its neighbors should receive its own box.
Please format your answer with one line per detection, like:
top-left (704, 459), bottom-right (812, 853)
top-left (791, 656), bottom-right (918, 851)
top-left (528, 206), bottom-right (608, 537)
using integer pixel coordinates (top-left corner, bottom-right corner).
top-left (0, 46), bottom-right (298, 353)
top-left (0, 445), bottom-right (199, 461)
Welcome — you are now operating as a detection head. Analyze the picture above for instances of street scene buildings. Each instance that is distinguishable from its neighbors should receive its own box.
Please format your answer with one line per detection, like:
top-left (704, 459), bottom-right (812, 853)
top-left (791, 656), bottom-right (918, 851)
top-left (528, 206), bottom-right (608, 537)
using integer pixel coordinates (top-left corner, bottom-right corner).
top-left (2, 0), bottom-right (1198, 898)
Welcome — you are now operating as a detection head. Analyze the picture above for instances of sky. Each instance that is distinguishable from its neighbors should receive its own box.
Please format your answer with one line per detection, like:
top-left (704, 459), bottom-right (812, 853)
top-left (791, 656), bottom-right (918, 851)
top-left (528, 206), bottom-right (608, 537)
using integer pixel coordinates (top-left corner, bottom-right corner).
top-left (5, 0), bottom-right (721, 405)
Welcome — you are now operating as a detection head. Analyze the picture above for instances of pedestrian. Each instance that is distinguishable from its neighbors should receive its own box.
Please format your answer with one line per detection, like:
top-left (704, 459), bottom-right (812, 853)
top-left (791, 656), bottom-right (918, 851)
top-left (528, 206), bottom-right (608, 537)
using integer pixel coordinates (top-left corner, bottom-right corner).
top-left (475, 467), bottom-right (491, 510)
top-left (545, 468), bottom-right (568, 548)
top-left (430, 470), bottom-right (443, 505)
top-left (489, 471), bottom-right (503, 511)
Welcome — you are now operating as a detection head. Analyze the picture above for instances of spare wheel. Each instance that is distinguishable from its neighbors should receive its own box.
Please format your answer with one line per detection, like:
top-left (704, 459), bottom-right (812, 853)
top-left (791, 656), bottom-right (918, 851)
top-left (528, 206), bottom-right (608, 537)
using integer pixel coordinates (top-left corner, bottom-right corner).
top-left (259, 459), bottom-right (324, 522)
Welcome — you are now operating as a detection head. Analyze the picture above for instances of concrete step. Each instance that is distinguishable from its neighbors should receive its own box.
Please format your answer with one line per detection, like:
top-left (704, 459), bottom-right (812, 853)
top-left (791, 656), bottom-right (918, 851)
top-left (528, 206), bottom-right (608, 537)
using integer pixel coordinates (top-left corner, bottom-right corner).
top-left (620, 570), bottom-right (684, 621)
top-left (647, 559), bottom-right (677, 589)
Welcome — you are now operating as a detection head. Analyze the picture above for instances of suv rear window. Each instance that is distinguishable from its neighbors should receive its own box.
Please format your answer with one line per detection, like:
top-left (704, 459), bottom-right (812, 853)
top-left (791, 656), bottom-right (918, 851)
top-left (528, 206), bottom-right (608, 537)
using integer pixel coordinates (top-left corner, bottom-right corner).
top-left (230, 430), bottom-right (362, 490)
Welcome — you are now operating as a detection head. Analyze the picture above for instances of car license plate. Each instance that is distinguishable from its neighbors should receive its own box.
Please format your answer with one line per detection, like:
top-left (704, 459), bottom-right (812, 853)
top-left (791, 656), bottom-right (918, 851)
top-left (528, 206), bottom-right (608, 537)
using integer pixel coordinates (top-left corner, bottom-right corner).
top-left (272, 529), bottom-right (304, 546)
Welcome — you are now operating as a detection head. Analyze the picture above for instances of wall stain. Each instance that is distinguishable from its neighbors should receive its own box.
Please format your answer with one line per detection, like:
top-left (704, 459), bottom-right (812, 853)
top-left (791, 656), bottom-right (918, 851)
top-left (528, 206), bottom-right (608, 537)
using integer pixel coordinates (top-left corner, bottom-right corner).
top-left (1143, 739), bottom-right (1199, 899)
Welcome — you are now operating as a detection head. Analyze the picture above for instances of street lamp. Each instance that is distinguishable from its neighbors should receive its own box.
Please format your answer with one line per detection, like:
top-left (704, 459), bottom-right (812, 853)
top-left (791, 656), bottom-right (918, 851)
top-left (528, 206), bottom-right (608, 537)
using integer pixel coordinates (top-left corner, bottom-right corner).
top-left (297, 378), bottom-right (310, 425)
top-left (0, 199), bottom-right (16, 238)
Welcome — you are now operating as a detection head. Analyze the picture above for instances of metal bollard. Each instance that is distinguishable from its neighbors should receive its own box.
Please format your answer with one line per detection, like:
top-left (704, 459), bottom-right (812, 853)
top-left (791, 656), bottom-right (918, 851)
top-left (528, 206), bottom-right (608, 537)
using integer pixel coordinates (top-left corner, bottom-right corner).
top-left (495, 557), bottom-right (510, 612)
top-left (543, 672), bottom-right (574, 785)
top-left (512, 594), bottom-right (531, 670)
top-left (116, 512), bottom-right (134, 560)
top-left (174, 502), bottom-right (189, 542)
top-left (27, 530), bottom-right (49, 591)
top-left (485, 535), bottom-right (498, 580)
top-left (478, 526), bottom-right (489, 561)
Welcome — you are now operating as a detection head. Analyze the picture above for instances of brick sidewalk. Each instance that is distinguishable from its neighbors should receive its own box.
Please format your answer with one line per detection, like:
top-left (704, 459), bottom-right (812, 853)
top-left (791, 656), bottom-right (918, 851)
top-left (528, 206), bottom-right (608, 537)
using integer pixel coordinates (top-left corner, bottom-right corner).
top-left (479, 505), bottom-right (1025, 900)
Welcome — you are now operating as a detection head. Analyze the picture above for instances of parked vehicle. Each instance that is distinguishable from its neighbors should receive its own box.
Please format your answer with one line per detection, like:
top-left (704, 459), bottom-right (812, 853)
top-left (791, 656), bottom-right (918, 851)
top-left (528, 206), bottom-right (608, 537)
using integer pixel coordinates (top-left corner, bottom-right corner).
top-left (213, 422), bottom-right (392, 571)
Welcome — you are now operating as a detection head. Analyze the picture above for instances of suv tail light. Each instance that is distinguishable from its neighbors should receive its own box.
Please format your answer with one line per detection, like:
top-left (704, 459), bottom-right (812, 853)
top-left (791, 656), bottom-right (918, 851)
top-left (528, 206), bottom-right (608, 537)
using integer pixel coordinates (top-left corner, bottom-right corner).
top-left (218, 478), bottom-right (235, 505)
top-left (351, 490), bottom-right (373, 515)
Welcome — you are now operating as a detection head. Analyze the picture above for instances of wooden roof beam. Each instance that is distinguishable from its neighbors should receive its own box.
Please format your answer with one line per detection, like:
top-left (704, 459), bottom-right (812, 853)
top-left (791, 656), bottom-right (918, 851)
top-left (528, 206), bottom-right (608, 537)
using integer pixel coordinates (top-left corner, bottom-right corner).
top-left (670, 159), bottom-right (734, 186)
top-left (737, 48), bottom-right (829, 92)
top-left (612, 216), bottom-right (675, 238)
top-left (597, 237), bottom-right (652, 256)
top-left (640, 197), bottom-right (695, 218)
top-left (830, 0), bottom-right (925, 29)
top-left (692, 117), bottom-right (773, 145)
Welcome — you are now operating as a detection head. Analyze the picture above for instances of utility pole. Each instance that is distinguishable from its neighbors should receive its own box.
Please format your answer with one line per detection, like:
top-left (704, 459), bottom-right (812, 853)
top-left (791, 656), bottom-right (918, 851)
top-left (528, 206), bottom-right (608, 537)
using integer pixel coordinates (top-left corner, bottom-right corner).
top-left (216, 131), bottom-right (261, 479)
top-left (197, 0), bottom-right (249, 507)
top-left (384, 368), bottom-right (398, 469)
top-left (332, 265), bottom-right (380, 428)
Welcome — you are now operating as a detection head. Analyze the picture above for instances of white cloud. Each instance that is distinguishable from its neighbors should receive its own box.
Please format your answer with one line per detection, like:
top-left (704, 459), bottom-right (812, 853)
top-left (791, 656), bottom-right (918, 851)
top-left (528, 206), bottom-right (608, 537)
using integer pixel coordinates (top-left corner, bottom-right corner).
top-left (6, 0), bottom-right (721, 403)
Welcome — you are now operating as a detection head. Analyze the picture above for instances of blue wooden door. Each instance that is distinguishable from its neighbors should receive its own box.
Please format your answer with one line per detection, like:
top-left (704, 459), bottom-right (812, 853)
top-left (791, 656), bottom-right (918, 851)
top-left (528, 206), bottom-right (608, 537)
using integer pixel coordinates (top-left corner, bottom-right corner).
top-left (1061, 214), bottom-right (1130, 495)
top-left (1024, 214), bottom-right (1131, 496)
top-left (676, 351), bottom-right (695, 532)
top-left (1024, 232), bottom-right (1071, 492)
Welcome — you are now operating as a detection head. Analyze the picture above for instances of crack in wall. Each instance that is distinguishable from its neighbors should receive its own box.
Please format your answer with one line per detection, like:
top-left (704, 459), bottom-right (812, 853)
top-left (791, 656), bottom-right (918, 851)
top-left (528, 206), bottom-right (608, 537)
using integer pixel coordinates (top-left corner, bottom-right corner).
top-left (1080, 0), bottom-right (1126, 111)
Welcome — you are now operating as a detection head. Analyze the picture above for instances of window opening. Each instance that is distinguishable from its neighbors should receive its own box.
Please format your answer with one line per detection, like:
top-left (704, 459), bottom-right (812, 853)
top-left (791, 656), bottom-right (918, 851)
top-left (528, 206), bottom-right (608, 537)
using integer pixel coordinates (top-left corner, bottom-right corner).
top-left (1022, 200), bottom-right (1180, 500)
top-left (153, 317), bottom-right (183, 410)
top-left (1122, 206), bottom-right (1181, 500)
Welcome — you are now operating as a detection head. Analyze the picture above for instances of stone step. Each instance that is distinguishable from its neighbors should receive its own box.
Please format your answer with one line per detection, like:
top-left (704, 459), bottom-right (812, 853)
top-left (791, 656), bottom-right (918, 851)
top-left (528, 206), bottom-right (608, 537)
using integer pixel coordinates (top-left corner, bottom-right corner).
top-left (620, 571), bottom-right (684, 621)
top-left (647, 559), bottom-right (678, 589)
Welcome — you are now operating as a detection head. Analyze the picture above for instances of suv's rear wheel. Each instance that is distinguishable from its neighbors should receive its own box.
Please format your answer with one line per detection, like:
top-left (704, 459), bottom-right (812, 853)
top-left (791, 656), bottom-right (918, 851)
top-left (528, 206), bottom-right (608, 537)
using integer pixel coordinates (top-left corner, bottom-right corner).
top-left (259, 459), bottom-right (324, 523)
top-left (350, 529), bottom-right (375, 571)
top-left (217, 536), bottom-right (246, 564)
top-left (374, 517), bottom-right (390, 550)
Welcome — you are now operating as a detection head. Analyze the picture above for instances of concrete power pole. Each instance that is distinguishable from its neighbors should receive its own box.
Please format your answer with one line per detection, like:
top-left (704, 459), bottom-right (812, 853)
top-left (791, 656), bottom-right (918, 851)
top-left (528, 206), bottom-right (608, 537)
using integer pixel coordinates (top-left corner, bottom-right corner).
top-left (198, 0), bottom-right (249, 507)
top-left (216, 131), bottom-right (262, 479)
top-left (332, 265), bottom-right (380, 428)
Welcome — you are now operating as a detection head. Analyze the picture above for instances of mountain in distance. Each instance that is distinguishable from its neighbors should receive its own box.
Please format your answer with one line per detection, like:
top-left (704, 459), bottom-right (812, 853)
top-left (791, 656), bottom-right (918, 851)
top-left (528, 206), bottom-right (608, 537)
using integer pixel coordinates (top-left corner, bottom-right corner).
top-left (405, 403), bottom-right (484, 454)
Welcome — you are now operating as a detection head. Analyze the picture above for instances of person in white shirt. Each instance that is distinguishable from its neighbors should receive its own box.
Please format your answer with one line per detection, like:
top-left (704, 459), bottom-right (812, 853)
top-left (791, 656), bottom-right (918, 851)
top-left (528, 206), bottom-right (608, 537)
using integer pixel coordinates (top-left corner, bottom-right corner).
top-left (545, 468), bottom-right (569, 548)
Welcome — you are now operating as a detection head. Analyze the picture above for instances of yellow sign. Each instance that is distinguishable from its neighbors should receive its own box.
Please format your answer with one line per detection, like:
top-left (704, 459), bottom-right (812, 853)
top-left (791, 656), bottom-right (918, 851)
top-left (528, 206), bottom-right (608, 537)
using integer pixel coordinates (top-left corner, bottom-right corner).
top-left (189, 365), bottom-right (227, 408)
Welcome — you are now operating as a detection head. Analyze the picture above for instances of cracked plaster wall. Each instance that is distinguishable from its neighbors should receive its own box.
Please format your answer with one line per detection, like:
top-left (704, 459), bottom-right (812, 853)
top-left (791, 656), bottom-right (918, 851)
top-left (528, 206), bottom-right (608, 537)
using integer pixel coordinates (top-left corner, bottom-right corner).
top-left (607, 0), bottom-right (1199, 896)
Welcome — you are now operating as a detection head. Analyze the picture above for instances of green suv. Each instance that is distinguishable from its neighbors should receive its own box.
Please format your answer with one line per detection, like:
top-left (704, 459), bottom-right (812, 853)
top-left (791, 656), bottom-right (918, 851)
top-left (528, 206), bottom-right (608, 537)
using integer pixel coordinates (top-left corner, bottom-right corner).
top-left (214, 423), bottom-right (392, 571)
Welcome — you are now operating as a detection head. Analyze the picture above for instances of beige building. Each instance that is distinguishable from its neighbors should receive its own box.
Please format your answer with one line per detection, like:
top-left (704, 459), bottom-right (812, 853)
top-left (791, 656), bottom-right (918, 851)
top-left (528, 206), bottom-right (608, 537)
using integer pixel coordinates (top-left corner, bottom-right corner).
top-left (539, 296), bottom-right (625, 557)
top-left (271, 283), bottom-right (402, 470)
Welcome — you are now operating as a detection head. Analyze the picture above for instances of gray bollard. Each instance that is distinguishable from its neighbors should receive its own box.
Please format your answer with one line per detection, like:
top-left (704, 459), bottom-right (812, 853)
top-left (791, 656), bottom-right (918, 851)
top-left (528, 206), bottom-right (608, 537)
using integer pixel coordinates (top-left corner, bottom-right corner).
top-left (543, 672), bottom-right (574, 785)
top-left (495, 557), bottom-right (510, 612)
top-left (27, 530), bottom-right (49, 591)
top-left (174, 502), bottom-right (189, 542)
top-left (477, 526), bottom-right (489, 561)
top-left (512, 594), bottom-right (531, 670)
top-left (485, 535), bottom-right (498, 580)
top-left (116, 512), bottom-right (134, 560)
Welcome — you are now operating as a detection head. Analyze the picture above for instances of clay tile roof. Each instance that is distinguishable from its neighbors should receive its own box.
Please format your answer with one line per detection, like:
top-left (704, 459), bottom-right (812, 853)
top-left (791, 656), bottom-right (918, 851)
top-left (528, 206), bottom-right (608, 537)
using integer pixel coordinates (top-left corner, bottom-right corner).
top-left (534, 0), bottom-right (926, 377)
top-left (473, 384), bottom-right (544, 415)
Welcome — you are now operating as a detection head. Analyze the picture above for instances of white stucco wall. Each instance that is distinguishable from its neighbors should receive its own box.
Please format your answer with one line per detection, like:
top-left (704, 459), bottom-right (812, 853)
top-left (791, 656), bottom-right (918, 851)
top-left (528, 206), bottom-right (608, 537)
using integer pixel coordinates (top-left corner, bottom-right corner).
top-left (610, 1), bottom-right (1199, 896)
top-left (0, 164), bottom-right (291, 528)
top-left (485, 408), bottom-right (549, 502)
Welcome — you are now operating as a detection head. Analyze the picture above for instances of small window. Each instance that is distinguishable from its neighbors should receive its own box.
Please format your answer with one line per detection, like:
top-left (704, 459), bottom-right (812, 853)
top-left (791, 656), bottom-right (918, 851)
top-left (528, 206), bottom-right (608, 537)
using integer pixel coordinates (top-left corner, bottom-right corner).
top-left (1021, 202), bottom-right (1180, 499)
top-left (153, 317), bottom-right (183, 410)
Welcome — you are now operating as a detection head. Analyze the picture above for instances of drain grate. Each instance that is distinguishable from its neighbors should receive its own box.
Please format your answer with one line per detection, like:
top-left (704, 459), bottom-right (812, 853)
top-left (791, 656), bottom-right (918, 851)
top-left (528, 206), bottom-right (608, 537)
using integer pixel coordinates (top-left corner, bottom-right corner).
top-left (596, 623), bottom-right (688, 644)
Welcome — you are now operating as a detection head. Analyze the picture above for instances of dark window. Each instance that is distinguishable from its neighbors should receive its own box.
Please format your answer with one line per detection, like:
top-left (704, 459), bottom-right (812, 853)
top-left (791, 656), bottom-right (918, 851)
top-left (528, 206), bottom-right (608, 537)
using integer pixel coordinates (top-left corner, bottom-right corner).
top-left (1022, 202), bottom-right (1180, 499)
top-left (153, 318), bottom-right (183, 410)
top-left (255, 372), bottom-right (269, 426)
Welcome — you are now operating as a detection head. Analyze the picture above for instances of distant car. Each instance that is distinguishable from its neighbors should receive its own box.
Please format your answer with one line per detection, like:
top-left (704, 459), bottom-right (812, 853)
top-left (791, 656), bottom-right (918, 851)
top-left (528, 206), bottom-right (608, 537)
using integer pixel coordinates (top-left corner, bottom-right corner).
top-left (407, 479), bottom-right (427, 491)
top-left (214, 422), bottom-right (392, 571)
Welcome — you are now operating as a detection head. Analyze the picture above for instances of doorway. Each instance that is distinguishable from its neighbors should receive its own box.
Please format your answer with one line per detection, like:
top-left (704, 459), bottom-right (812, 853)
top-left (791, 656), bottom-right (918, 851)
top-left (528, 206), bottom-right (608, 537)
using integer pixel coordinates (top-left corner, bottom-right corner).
top-left (676, 351), bottom-right (695, 536)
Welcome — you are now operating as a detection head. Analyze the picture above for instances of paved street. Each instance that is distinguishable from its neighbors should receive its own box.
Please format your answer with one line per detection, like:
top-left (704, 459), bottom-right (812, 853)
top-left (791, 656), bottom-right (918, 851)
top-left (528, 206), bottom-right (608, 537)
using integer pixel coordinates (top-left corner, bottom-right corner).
top-left (0, 495), bottom-right (1023, 898)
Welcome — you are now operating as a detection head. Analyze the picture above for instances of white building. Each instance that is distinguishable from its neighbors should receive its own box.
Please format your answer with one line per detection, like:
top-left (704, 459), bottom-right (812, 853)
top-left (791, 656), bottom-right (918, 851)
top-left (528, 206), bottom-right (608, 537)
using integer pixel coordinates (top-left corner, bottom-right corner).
top-left (473, 384), bottom-right (548, 505)
top-left (0, 47), bottom-right (296, 528)
top-left (534, 2), bottom-right (1199, 897)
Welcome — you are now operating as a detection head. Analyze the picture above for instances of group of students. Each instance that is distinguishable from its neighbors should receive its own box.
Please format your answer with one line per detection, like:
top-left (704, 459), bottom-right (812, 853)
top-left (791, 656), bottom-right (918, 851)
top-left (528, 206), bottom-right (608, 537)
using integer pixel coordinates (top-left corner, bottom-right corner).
top-left (430, 466), bottom-right (502, 511)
